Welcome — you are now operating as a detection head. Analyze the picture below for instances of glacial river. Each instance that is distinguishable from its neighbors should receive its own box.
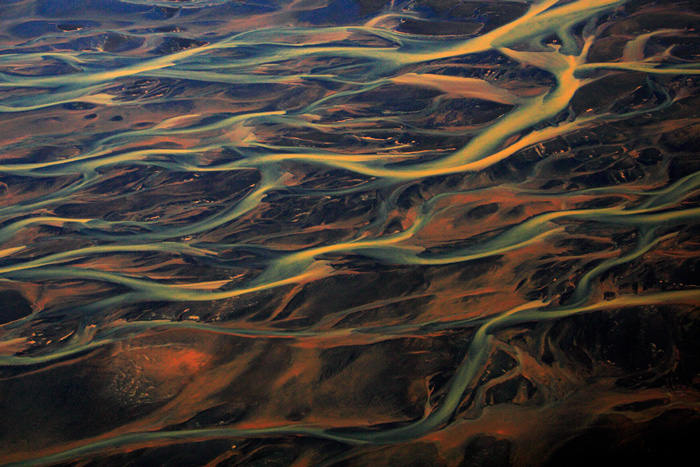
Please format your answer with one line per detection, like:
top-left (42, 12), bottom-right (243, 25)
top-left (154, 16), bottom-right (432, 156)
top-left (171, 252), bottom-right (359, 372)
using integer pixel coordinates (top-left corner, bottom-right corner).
top-left (1, 0), bottom-right (700, 465)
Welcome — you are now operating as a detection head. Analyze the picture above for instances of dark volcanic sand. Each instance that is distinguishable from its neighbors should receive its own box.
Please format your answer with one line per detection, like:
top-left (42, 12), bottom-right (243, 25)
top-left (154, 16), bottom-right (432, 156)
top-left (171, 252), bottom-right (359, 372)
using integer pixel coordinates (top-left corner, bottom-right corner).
top-left (1, 0), bottom-right (700, 465)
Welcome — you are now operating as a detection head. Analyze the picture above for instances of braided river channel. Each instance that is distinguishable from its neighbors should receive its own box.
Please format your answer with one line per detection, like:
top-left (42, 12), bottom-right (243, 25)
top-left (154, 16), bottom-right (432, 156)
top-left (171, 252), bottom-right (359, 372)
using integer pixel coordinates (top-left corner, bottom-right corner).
top-left (1, 0), bottom-right (700, 465)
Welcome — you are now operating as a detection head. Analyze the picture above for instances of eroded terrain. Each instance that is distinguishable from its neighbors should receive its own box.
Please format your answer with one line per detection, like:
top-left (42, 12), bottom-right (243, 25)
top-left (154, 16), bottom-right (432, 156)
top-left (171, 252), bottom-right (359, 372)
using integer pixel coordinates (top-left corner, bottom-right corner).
top-left (1, 0), bottom-right (700, 465)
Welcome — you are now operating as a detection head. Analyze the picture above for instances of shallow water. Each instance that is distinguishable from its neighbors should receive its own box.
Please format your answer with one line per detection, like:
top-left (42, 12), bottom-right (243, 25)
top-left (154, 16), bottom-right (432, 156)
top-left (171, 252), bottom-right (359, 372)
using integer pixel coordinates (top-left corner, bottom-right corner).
top-left (1, 0), bottom-right (700, 465)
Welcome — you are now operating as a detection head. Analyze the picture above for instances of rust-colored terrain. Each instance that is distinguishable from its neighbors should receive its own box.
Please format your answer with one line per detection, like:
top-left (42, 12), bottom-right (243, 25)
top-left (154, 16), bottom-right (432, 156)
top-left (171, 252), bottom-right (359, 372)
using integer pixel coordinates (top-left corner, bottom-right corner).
top-left (1, 0), bottom-right (700, 465)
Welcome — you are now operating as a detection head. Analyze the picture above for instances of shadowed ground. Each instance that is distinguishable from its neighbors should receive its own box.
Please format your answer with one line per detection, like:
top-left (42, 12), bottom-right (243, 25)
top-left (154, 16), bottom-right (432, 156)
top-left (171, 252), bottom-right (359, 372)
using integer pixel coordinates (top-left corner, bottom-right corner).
top-left (1, 0), bottom-right (700, 465)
